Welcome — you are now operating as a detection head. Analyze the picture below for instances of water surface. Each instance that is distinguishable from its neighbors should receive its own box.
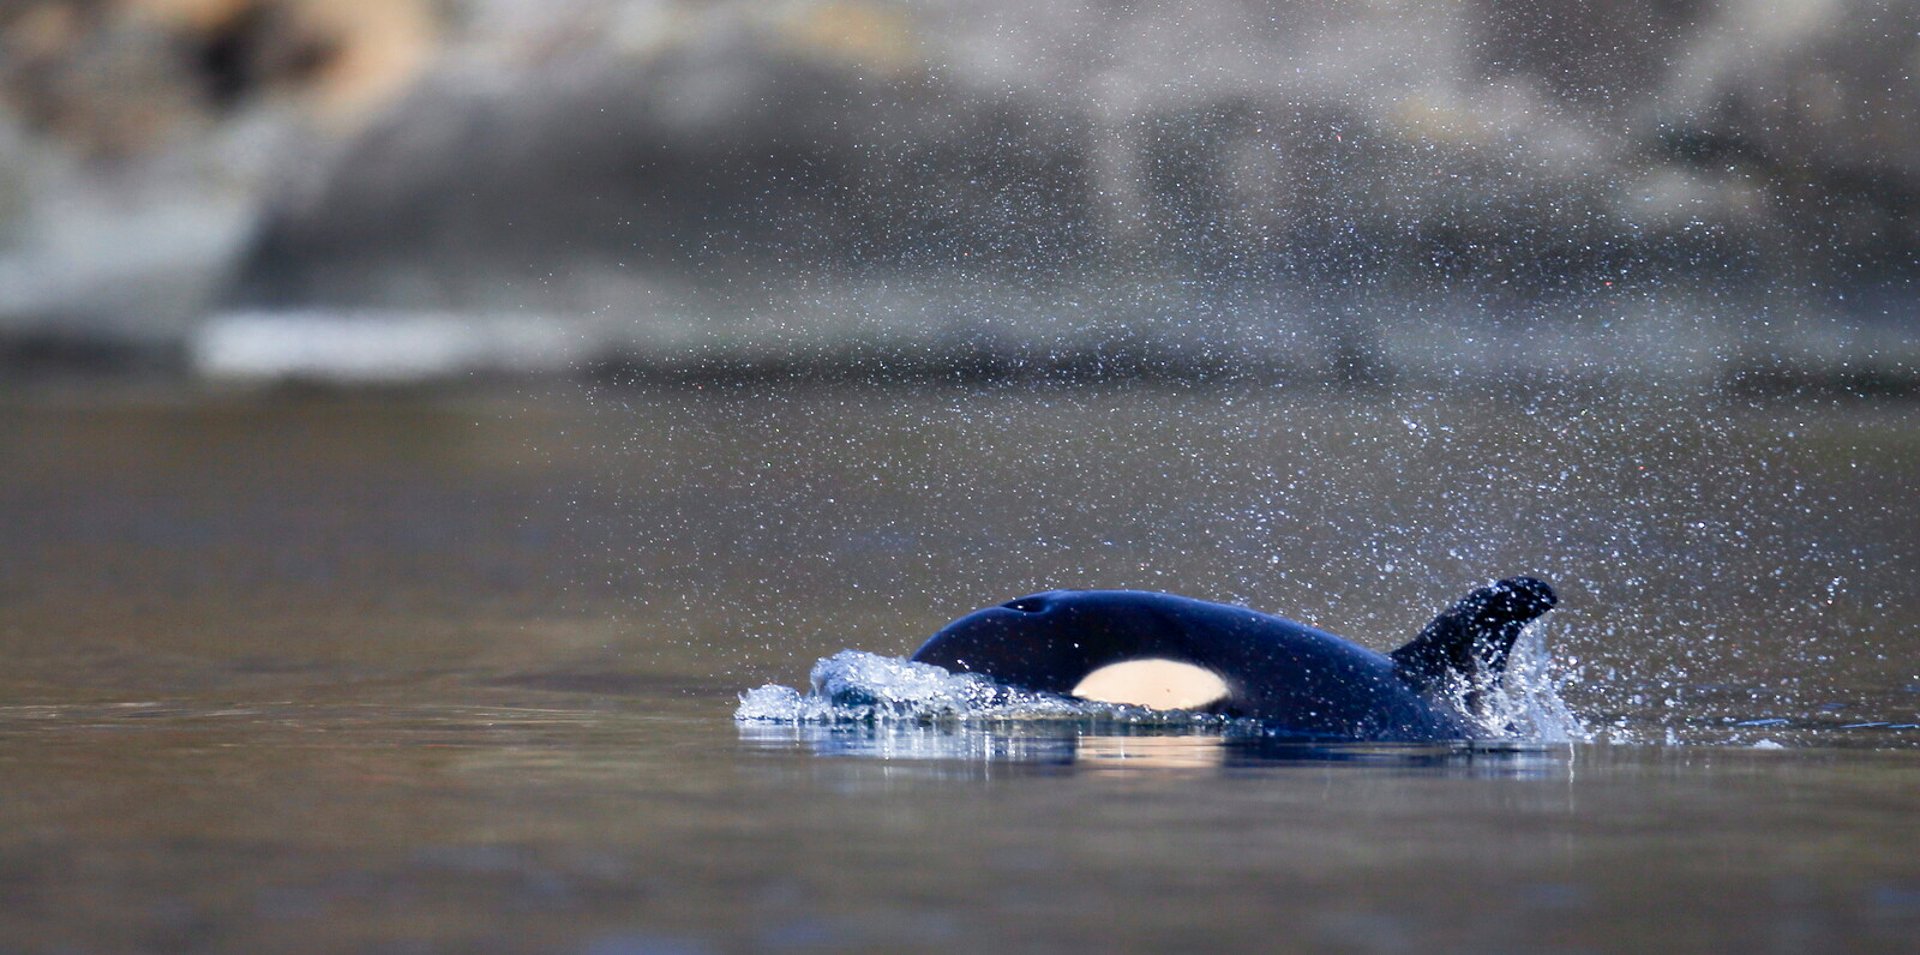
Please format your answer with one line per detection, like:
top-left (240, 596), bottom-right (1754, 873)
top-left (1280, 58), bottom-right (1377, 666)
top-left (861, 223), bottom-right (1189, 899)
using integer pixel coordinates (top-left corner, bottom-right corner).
top-left (2, 385), bottom-right (1916, 951)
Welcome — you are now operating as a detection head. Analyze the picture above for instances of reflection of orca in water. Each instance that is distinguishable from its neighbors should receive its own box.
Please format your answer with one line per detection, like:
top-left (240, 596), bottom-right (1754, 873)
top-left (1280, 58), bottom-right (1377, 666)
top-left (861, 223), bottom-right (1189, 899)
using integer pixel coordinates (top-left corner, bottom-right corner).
top-left (911, 577), bottom-right (1558, 741)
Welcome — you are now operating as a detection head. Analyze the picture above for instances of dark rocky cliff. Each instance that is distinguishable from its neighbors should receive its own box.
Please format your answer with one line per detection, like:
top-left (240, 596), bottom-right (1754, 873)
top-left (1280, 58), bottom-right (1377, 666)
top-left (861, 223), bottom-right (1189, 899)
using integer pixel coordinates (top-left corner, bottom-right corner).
top-left (2, 0), bottom-right (1915, 384)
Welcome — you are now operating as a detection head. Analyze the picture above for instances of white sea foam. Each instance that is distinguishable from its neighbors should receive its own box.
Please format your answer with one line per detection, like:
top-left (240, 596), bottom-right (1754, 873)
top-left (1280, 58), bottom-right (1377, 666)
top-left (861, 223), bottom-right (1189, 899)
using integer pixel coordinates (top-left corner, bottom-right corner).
top-left (190, 310), bottom-right (591, 384)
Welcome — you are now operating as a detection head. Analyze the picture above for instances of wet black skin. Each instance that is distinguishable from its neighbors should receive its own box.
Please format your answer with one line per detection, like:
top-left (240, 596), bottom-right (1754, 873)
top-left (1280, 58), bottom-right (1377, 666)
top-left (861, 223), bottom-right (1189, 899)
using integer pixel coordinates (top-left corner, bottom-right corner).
top-left (910, 577), bottom-right (1558, 741)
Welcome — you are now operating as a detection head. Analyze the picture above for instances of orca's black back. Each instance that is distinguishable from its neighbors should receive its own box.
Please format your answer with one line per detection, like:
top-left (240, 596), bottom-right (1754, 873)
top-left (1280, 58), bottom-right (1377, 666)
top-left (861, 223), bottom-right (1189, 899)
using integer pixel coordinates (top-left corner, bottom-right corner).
top-left (912, 590), bottom-right (1478, 740)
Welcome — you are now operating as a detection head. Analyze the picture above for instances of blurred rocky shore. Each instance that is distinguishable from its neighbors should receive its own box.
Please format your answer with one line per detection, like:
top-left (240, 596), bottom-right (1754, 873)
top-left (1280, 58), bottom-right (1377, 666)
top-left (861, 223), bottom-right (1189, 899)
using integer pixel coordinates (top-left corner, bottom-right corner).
top-left (2, 0), bottom-right (1916, 390)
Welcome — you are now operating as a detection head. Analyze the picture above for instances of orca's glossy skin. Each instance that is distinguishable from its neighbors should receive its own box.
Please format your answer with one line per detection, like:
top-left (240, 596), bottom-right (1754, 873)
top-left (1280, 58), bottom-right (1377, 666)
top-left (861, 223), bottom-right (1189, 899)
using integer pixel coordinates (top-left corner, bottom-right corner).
top-left (910, 578), bottom-right (1558, 741)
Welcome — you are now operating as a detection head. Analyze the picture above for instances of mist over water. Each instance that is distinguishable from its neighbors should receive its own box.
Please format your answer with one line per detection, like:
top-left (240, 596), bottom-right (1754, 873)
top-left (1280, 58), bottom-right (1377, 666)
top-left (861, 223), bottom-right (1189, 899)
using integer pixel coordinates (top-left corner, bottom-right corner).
top-left (560, 383), bottom-right (1917, 751)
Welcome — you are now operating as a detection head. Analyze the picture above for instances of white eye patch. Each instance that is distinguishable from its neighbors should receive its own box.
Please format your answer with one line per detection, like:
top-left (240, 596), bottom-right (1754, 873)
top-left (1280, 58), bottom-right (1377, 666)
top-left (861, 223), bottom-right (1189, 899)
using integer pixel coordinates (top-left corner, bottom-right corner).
top-left (1070, 659), bottom-right (1230, 711)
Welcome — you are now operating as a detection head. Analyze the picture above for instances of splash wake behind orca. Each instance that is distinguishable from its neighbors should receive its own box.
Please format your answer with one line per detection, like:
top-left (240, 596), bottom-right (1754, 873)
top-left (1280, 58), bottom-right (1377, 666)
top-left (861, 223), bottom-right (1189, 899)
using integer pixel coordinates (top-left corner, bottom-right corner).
top-left (910, 577), bottom-right (1558, 741)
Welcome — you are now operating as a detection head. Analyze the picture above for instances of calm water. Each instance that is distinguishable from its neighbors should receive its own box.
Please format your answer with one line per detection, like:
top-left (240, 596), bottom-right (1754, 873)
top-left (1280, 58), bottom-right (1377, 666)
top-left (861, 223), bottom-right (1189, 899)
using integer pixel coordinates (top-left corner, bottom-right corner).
top-left (2, 383), bottom-right (1917, 952)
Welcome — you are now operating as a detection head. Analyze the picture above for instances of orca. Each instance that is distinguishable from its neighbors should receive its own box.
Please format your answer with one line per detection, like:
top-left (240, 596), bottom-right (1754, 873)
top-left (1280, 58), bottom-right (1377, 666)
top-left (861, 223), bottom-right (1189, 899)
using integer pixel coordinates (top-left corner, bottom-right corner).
top-left (909, 577), bottom-right (1558, 741)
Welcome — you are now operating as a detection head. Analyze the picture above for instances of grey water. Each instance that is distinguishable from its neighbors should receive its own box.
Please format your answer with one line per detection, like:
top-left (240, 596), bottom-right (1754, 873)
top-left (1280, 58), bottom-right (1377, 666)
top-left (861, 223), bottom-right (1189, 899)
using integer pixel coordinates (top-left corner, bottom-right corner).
top-left (3, 383), bottom-right (1918, 952)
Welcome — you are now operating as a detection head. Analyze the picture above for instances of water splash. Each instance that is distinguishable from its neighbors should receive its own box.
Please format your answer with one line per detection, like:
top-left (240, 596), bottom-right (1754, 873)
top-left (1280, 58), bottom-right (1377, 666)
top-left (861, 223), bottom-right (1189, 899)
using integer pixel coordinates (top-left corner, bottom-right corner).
top-left (1466, 618), bottom-right (1591, 743)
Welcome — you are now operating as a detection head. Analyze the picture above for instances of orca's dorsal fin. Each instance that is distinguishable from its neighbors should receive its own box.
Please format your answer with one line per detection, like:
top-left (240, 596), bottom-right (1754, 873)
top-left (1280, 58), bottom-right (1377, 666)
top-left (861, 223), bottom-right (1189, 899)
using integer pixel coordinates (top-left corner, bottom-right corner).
top-left (1390, 577), bottom-right (1557, 691)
